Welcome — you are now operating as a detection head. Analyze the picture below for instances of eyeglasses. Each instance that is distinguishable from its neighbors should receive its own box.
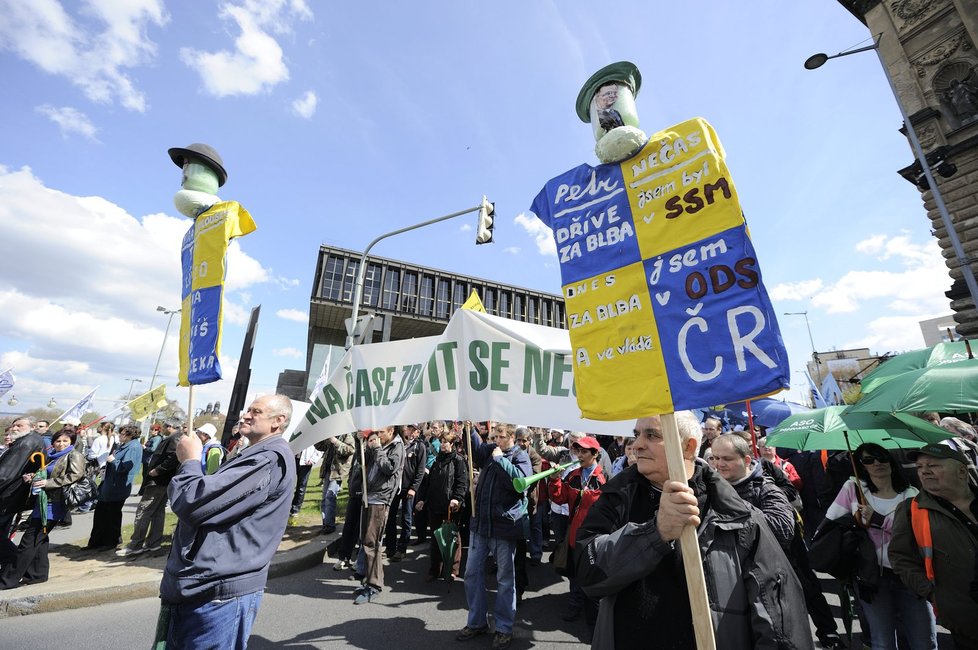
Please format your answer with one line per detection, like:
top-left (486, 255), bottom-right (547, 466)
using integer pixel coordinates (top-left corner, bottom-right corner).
top-left (859, 455), bottom-right (887, 466)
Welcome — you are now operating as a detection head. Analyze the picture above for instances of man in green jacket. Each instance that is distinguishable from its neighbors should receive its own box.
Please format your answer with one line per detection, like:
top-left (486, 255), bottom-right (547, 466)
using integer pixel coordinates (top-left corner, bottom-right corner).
top-left (891, 443), bottom-right (978, 648)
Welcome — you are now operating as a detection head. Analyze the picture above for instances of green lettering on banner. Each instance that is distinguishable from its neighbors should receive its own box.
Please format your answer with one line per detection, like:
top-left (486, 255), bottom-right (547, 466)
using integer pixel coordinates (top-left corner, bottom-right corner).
top-left (396, 364), bottom-right (422, 402)
top-left (491, 342), bottom-right (510, 391)
top-left (551, 353), bottom-right (572, 397)
top-left (305, 396), bottom-right (327, 425)
top-left (523, 347), bottom-right (552, 395)
top-left (435, 342), bottom-right (458, 390)
top-left (354, 369), bottom-right (373, 407)
top-left (468, 340), bottom-right (490, 390)
top-left (323, 384), bottom-right (346, 414)
top-left (345, 372), bottom-right (354, 410)
top-left (372, 367), bottom-right (395, 405)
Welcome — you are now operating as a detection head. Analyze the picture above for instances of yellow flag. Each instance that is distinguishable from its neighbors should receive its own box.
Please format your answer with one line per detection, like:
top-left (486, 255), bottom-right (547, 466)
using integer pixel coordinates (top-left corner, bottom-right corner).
top-left (129, 385), bottom-right (168, 422)
top-left (462, 289), bottom-right (486, 313)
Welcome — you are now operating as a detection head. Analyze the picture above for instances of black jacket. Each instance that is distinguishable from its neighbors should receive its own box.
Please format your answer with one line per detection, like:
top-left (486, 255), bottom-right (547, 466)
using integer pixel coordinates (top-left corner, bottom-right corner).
top-left (730, 462), bottom-right (797, 549)
top-left (401, 437), bottom-right (427, 494)
top-left (576, 462), bottom-right (813, 650)
top-left (418, 450), bottom-right (467, 515)
top-left (146, 433), bottom-right (181, 486)
top-left (0, 433), bottom-right (45, 513)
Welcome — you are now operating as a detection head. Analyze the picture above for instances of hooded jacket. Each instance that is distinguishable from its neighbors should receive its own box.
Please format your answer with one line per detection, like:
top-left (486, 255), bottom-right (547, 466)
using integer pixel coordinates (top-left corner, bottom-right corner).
top-left (469, 428), bottom-right (532, 541)
top-left (729, 461), bottom-right (797, 549)
top-left (418, 449), bottom-right (467, 515)
top-left (576, 463), bottom-right (813, 650)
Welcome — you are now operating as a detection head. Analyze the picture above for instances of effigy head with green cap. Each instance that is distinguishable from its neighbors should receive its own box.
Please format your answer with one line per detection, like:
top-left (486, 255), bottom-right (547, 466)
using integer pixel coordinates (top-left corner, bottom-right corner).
top-left (576, 61), bottom-right (642, 143)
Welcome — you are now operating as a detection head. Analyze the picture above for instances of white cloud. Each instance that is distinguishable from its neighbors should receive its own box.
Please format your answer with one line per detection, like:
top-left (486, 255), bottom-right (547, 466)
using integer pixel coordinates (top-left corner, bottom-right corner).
top-left (503, 246), bottom-right (521, 255)
top-left (181, 1), bottom-right (313, 98)
top-left (811, 236), bottom-right (949, 315)
top-left (459, 223), bottom-right (472, 233)
top-left (276, 308), bottom-right (308, 323)
top-left (35, 105), bottom-right (99, 141)
top-left (513, 212), bottom-right (556, 257)
top-left (0, 0), bottom-right (168, 111)
top-left (272, 347), bottom-right (303, 358)
top-left (0, 167), bottom-right (273, 401)
top-left (291, 90), bottom-right (317, 118)
top-left (844, 314), bottom-right (943, 354)
top-left (768, 279), bottom-right (824, 301)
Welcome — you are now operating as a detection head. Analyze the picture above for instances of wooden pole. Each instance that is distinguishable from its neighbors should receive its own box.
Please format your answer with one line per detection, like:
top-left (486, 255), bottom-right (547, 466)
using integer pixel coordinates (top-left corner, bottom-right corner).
top-left (745, 399), bottom-right (759, 458)
top-left (186, 385), bottom-right (195, 437)
top-left (661, 412), bottom-right (717, 650)
top-left (465, 422), bottom-right (476, 515)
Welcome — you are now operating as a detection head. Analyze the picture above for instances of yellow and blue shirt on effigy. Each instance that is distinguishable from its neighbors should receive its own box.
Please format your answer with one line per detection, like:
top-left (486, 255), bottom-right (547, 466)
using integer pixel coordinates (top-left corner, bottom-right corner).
top-left (530, 117), bottom-right (788, 420)
top-left (178, 201), bottom-right (256, 386)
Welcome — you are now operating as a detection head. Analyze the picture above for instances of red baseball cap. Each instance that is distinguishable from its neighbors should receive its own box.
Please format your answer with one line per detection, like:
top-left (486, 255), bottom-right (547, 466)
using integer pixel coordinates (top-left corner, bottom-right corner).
top-left (573, 436), bottom-right (601, 451)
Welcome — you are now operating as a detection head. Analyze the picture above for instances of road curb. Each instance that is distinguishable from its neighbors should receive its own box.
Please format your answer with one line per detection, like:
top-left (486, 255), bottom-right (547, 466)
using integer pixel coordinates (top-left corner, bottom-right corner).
top-left (0, 536), bottom-right (328, 618)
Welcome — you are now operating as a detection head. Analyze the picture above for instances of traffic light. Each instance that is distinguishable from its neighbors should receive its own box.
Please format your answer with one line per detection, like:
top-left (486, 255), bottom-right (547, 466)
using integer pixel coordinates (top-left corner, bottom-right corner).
top-left (476, 195), bottom-right (495, 245)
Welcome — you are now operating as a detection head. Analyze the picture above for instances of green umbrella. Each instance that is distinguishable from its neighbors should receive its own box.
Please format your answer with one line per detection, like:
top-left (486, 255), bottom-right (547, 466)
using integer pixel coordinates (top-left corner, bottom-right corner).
top-left (859, 341), bottom-right (974, 394)
top-left (848, 358), bottom-right (978, 415)
top-left (764, 406), bottom-right (952, 451)
top-left (433, 514), bottom-right (459, 584)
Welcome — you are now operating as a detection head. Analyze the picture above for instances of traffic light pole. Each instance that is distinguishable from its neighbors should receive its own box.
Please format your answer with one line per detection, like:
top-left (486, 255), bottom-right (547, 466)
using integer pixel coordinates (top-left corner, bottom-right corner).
top-left (345, 200), bottom-right (491, 349)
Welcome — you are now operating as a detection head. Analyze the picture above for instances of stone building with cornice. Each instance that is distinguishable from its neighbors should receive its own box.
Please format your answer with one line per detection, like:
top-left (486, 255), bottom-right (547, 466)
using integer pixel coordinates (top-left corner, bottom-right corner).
top-left (838, 0), bottom-right (978, 336)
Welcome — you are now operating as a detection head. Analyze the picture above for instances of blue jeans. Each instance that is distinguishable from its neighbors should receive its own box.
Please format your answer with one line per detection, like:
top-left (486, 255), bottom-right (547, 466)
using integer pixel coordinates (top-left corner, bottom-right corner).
top-left (320, 479), bottom-right (340, 529)
top-left (167, 590), bottom-right (264, 649)
top-left (858, 570), bottom-right (937, 650)
top-left (464, 532), bottom-right (517, 635)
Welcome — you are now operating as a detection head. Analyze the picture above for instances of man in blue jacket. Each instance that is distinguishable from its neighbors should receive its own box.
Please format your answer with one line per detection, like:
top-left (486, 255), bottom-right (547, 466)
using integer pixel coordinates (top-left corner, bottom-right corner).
top-left (457, 422), bottom-right (532, 650)
top-left (158, 394), bottom-right (296, 649)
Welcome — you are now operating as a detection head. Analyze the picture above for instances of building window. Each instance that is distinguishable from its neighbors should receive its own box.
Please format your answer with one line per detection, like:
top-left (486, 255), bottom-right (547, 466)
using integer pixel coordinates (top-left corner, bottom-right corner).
top-left (498, 291), bottom-right (510, 318)
top-left (527, 297), bottom-right (537, 324)
top-left (554, 302), bottom-right (565, 329)
top-left (401, 272), bottom-right (418, 314)
top-left (362, 263), bottom-right (382, 307)
top-left (436, 278), bottom-right (451, 319)
top-left (513, 294), bottom-right (524, 321)
top-left (452, 282), bottom-right (467, 312)
top-left (341, 260), bottom-right (360, 303)
top-left (382, 268), bottom-right (400, 310)
top-left (320, 256), bottom-right (344, 301)
top-left (484, 287), bottom-right (495, 315)
top-left (539, 299), bottom-right (549, 326)
top-left (419, 275), bottom-right (435, 316)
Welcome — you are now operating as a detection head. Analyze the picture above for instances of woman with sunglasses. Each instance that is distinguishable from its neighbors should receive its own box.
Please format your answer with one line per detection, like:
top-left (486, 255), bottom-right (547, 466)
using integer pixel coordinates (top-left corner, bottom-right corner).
top-left (823, 443), bottom-right (937, 650)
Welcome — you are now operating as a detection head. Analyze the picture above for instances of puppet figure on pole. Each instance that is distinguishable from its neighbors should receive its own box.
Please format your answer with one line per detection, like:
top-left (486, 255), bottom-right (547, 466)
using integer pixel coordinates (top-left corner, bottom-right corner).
top-left (530, 62), bottom-right (793, 649)
top-left (168, 143), bottom-right (256, 433)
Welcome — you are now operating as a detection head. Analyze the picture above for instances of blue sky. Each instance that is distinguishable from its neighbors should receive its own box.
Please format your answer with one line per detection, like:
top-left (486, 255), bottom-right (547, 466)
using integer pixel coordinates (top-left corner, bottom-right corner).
top-left (0, 1), bottom-right (952, 416)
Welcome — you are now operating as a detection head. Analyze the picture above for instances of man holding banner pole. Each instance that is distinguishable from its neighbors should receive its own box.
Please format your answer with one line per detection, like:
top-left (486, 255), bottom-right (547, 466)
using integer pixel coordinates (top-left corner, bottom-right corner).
top-left (456, 422), bottom-right (531, 650)
top-left (575, 412), bottom-right (811, 649)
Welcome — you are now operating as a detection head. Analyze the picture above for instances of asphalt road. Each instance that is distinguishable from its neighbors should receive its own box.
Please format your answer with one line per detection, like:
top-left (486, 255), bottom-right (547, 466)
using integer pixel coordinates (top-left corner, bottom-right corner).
top-left (0, 544), bottom-right (591, 649)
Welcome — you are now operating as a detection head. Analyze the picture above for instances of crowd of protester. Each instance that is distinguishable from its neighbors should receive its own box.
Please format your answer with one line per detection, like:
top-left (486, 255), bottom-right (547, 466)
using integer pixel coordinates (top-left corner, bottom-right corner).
top-left (0, 407), bottom-right (977, 648)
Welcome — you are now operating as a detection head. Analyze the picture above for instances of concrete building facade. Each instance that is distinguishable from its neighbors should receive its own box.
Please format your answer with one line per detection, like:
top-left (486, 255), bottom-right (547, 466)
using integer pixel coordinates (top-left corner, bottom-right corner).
top-left (839, 0), bottom-right (978, 335)
top-left (295, 244), bottom-right (566, 396)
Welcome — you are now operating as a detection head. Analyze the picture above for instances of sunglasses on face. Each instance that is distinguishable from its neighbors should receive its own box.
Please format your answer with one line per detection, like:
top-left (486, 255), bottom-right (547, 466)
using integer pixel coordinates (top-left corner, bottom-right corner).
top-left (859, 455), bottom-right (887, 466)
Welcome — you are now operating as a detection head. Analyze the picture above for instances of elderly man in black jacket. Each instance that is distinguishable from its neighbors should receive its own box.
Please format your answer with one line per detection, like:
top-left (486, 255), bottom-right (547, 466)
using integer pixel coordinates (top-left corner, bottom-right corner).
top-left (712, 434), bottom-right (844, 649)
top-left (0, 418), bottom-right (45, 538)
top-left (575, 412), bottom-right (813, 650)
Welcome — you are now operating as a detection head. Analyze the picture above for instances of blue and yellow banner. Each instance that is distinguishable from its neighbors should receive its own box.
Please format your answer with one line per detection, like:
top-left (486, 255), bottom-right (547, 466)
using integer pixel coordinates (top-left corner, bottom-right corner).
top-left (530, 117), bottom-right (788, 420)
top-left (178, 201), bottom-right (256, 386)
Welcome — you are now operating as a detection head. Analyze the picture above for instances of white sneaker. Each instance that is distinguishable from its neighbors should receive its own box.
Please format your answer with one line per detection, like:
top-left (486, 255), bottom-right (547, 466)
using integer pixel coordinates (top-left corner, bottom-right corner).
top-left (333, 559), bottom-right (350, 571)
top-left (115, 546), bottom-right (146, 557)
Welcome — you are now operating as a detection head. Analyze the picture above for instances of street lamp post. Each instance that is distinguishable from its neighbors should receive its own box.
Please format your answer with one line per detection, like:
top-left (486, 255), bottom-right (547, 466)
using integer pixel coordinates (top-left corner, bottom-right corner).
top-left (784, 310), bottom-right (820, 382)
top-left (805, 35), bottom-right (978, 317)
top-left (345, 198), bottom-right (494, 349)
top-left (147, 306), bottom-right (180, 424)
top-left (150, 306), bottom-right (180, 390)
top-left (124, 378), bottom-right (143, 401)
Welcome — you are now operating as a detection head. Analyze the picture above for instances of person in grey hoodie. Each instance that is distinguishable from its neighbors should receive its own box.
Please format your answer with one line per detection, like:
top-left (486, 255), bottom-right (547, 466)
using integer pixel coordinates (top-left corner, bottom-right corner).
top-left (353, 425), bottom-right (405, 605)
top-left (158, 394), bottom-right (296, 649)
